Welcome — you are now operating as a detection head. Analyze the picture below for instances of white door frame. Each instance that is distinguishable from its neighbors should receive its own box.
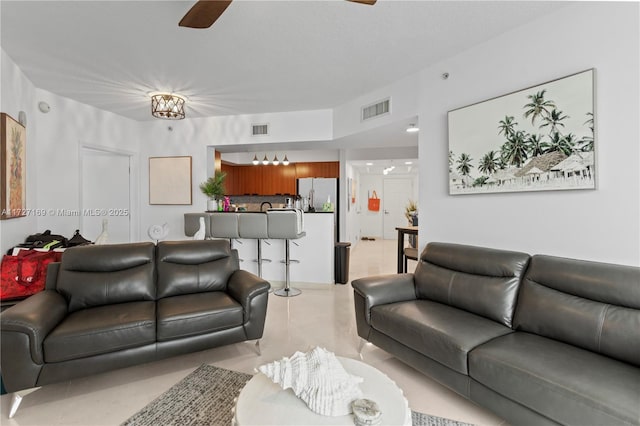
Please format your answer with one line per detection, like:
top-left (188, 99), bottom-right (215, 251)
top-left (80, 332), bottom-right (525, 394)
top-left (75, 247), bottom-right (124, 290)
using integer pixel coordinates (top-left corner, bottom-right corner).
top-left (78, 143), bottom-right (139, 242)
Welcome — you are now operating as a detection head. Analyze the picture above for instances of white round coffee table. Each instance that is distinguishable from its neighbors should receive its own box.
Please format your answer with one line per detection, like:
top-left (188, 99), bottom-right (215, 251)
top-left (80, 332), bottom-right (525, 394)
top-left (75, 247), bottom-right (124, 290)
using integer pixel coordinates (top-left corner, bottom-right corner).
top-left (233, 357), bottom-right (411, 425)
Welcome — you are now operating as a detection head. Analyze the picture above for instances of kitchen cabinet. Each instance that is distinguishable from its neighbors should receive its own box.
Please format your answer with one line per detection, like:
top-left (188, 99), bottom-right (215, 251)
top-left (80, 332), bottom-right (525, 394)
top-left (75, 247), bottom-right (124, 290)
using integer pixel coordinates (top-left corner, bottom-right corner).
top-left (221, 162), bottom-right (338, 195)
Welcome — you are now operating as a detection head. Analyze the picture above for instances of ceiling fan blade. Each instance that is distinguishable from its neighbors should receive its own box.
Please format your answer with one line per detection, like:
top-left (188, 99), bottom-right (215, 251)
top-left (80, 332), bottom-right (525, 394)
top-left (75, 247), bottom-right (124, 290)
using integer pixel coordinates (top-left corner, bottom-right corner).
top-left (179, 0), bottom-right (233, 29)
top-left (346, 0), bottom-right (377, 5)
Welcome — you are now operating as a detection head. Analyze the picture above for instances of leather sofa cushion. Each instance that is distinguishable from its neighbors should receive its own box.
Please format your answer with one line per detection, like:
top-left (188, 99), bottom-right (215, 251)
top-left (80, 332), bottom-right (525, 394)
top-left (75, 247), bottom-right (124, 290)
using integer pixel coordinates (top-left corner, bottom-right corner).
top-left (515, 255), bottom-right (640, 367)
top-left (44, 301), bottom-right (156, 363)
top-left (156, 240), bottom-right (238, 299)
top-left (414, 243), bottom-right (530, 327)
top-left (157, 292), bottom-right (244, 341)
top-left (469, 332), bottom-right (640, 425)
top-left (56, 243), bottom-right (156, 312)
top-left (371, 300), bottom-right (512, 374)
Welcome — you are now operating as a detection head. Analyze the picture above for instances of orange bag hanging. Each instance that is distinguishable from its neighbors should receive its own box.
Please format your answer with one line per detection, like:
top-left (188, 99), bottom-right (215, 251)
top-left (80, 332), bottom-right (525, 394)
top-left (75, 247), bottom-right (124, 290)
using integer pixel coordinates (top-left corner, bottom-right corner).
top-left (368, 190), bottom-right (380, 211)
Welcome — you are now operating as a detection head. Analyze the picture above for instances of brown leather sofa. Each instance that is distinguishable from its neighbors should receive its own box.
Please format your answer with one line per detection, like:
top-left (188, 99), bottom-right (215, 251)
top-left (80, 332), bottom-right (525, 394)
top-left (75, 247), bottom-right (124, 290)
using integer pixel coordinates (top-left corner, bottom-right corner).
top-left (1, 239), bottom-right (270, 417)
top-left (353, 242), bottom-right (640, 426)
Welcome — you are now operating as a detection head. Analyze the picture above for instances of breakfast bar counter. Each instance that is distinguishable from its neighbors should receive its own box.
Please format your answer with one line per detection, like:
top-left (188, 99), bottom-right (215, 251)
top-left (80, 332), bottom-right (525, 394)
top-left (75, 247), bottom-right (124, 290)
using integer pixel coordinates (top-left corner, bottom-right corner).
top-left (185, 211), bottom-right (336, 286)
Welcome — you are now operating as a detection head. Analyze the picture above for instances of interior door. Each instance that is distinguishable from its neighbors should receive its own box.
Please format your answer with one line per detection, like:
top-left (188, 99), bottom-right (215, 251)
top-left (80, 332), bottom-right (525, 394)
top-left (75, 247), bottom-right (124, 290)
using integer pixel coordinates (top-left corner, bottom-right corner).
top-left (81, 148), bottom-right (131, 243)
top-left (382, 178), bottom-right (413, 240)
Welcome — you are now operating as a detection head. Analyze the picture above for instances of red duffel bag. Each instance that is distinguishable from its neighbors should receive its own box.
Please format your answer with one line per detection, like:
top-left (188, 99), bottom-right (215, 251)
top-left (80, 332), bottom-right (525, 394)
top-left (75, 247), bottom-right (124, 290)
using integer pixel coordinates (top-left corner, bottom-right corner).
top-left (0, 250), bottom-right (59, 301)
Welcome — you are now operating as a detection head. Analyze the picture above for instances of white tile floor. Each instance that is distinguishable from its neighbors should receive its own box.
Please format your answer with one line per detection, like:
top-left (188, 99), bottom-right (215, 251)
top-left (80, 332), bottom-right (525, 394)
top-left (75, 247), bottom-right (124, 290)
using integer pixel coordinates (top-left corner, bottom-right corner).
top-left (0, 239), bottom-right (506, 426)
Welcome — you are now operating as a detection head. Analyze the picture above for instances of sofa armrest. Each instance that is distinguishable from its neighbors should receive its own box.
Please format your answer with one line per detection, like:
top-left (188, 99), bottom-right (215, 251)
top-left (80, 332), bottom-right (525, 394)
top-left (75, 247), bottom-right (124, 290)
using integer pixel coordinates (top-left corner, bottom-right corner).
top-left (0, 290), bottom-right (68, 365)
top-left (45, 262), bottom-right (60, 290)
top-left (352, 273), bottom-right (417, 309)
top-left (227, 270), bottom-right (271, 340)
top-left (351, 273), bottom-right (416, 332)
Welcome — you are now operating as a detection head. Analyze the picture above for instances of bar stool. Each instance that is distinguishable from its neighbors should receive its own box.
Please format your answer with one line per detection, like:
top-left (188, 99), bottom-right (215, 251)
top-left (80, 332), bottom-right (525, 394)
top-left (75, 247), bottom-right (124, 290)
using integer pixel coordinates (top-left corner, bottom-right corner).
top-left (184, 213), bottom-right (212, 238)
top-left (238, 213), bottom-right (271, 278)
top-left (210, 213), bottom-right (240, 249)
top-left (267, 209), bottom-right (305, 297)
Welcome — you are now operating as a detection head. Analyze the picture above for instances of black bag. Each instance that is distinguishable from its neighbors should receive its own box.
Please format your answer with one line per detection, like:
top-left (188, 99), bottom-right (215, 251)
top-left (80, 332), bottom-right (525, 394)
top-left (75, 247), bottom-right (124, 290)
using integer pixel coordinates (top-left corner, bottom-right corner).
top-left (68, 230), bottom-right (92, 247)
top-left (25, 230), bottom-right (68, 249)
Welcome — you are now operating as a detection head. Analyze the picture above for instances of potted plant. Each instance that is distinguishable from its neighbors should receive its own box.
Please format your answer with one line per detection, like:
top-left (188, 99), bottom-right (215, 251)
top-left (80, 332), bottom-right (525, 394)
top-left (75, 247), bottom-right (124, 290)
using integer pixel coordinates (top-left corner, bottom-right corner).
top-left (404, 199), bottom-right (418, 248)
top-left (404, 199), bottom-right (418, 225)
top-left (199, 171), bottom-right (226, 211)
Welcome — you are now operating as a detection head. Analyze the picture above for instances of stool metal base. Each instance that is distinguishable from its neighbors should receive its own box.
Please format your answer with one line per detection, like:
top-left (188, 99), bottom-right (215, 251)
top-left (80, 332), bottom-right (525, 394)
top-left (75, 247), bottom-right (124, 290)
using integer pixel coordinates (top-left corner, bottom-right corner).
top-left (274, 287), bottom-right (301, 297)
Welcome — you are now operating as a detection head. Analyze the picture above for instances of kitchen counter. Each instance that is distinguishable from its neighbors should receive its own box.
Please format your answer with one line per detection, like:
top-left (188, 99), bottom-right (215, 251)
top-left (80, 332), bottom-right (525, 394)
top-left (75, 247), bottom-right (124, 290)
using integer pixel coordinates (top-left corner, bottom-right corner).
top-left (185, 211), bottom-right (336, 285)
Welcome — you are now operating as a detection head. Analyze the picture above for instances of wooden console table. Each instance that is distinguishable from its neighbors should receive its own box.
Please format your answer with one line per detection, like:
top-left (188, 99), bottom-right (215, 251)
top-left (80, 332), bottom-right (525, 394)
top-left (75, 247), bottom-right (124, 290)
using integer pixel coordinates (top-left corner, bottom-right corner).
top-left (395, 225), bottom-right (418, 273)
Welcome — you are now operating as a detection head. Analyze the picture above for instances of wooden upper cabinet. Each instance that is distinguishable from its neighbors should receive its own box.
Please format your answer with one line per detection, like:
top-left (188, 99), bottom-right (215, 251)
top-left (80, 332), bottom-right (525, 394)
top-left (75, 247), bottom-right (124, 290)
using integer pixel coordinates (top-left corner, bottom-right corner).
top-left (221, 161), bottom-right (338, 195)
top-left (295, 162), bottom-right (340, 179)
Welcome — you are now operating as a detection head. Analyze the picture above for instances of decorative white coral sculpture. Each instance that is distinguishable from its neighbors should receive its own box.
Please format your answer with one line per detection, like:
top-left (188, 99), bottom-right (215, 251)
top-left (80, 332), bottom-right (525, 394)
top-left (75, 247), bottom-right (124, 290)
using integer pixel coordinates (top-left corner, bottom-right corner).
top-left (258, 347), bottom-right (363, 417)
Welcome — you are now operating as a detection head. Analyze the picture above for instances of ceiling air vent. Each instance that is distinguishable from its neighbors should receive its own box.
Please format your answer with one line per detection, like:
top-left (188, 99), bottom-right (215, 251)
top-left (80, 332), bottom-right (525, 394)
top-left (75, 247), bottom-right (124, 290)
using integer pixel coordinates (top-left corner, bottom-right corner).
top-left (361, 98), bottom-right (390, 121)
top-left (251, 123), bottom-right (269, 136)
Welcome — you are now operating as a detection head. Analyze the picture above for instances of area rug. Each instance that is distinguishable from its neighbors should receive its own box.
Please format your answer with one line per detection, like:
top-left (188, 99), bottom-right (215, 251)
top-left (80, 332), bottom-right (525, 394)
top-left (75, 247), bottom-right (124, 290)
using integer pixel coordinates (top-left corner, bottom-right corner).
top-left (122, 364), bottom-right (473, 426)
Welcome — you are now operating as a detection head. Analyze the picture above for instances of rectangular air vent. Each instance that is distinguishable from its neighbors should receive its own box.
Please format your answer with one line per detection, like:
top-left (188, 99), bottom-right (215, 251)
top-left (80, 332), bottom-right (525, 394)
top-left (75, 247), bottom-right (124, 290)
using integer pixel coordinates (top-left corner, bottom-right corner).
top-left (361, 98), bottom-right (390, 121)
top-left (252, 123), bottom-right (269, 136)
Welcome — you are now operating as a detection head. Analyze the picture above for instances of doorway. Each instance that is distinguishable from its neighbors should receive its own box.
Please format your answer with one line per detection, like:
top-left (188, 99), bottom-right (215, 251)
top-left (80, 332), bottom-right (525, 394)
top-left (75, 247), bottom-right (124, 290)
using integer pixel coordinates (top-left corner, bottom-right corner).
top-left (80, 147), bottom-right (132, 244)
top-left (382, 178), bottom-right (413, 240)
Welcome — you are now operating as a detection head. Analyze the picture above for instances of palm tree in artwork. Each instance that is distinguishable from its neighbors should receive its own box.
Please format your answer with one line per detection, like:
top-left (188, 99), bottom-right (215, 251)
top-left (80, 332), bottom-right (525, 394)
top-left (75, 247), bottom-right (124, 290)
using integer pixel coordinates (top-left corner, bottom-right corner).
top-left (498, 116), bottom-right (518, 138)
top-left (456, 153), bottom-right (474, 185)
top-left (526, 134), bottom-right (548, 157)
top-left (523, 90), bottom-right (556, 125)
top-left (472, 176), bottom-right (490, 187)
top-left (562, 133), bottom-right (578, 155)
top-left (540, 109), bottom-right (569, 135)
top-left (502, 131), bottom-right (529, 167)
top-left (547, 132), bottom-right (575, 156)
top-left (584, 112), bottom-right (594, 132)
top-left (478, 150), bottom-right (500, 175)
top-left (580, 112), bottom-right (595, 152)
top-left (448, 150), bottom-right (455, 173)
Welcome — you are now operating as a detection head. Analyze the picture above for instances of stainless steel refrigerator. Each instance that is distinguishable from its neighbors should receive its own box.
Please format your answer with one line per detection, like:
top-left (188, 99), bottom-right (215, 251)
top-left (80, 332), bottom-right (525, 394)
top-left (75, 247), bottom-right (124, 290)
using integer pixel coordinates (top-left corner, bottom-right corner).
top-left (297, 177), bottom-right (339, 241)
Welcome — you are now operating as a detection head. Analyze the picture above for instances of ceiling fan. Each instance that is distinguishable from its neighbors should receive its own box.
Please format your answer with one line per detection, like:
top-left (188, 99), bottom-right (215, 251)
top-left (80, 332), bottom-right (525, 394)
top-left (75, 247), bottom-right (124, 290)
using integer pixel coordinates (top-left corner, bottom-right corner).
top-left (179, 0), bottom-right (377, 29)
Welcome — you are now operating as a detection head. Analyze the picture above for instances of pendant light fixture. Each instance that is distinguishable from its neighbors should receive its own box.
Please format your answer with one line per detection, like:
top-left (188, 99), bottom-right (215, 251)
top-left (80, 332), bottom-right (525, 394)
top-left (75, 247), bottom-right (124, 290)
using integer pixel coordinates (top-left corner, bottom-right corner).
top-left (251, 153), bottom-right (291, 165)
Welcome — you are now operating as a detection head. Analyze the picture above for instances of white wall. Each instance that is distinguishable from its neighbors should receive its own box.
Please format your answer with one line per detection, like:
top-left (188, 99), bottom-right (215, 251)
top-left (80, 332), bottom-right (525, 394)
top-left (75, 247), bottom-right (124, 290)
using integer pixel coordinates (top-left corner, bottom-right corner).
top-left (2, 2), bottom-right (638, 267)
top-left (34, 88), bottom-right (141, 240)
top-left (333, 72), bottom-right (420, 139)
top-left (344, 163), bottom-right (360, 246)
top-left (137, 109), bottom-right (337, 241)
top-left (418, 2), bottom-right (640, 266)
top-left (0, 50), bottom-right (38, 253)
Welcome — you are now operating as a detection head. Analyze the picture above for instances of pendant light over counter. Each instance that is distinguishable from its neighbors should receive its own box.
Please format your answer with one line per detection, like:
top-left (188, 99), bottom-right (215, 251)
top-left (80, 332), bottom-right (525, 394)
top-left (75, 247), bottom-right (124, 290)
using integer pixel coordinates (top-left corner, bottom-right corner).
top-left (252, 154), bottom-right (290, 166)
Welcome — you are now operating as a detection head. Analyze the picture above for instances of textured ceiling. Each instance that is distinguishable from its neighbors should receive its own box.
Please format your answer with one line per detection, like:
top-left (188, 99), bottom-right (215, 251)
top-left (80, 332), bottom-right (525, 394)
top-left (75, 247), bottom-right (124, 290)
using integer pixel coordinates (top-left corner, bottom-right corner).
top-left (1, 1), bottom-right (566, 122)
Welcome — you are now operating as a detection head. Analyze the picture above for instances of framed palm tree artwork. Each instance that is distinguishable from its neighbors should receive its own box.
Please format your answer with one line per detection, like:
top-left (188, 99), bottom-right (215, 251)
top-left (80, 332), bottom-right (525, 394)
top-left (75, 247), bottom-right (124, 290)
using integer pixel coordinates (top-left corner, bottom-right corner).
top-left (1, 113), bottom-right (27, 219)
top-left (447, 69), bottom-right (595, 195)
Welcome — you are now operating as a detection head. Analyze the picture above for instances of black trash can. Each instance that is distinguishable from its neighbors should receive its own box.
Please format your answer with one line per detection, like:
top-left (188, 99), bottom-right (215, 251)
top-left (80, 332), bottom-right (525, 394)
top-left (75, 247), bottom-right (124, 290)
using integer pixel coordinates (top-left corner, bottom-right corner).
top-left (334, 242), bottom-right (351, 284)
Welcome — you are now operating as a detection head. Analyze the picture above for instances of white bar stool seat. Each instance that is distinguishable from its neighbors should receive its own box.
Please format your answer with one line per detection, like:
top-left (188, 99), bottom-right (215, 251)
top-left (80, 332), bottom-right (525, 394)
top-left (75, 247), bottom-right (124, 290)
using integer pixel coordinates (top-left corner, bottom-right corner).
top-left (210, 213), bottom-right (240, 248)
top-left (266, 209), bottom-right (305, 297)
top-left (238, 213), bottom-right (271, 278)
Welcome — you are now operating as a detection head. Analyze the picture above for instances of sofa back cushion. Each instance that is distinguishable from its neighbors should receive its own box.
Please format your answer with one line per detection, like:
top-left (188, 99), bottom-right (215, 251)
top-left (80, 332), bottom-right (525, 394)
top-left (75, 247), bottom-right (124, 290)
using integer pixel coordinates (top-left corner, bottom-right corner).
top-left (57, 243), bottom-right (156, 312)
top-left (514, 255), bottom-right (640, 367)
top-left (156, 240), bottom-right (238, 299)
top-left (414, 242), bottom-right (530, 327)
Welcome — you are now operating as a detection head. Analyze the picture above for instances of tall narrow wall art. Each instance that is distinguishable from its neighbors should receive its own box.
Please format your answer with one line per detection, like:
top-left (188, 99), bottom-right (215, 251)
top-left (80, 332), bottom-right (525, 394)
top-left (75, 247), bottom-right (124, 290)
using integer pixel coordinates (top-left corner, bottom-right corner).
top-left (1, 113), bottom-right (27, 219)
